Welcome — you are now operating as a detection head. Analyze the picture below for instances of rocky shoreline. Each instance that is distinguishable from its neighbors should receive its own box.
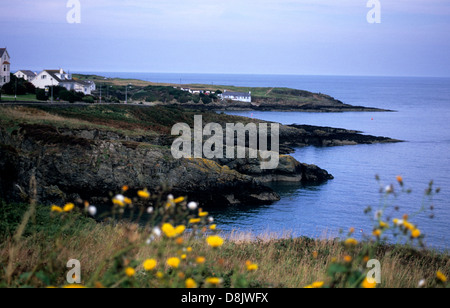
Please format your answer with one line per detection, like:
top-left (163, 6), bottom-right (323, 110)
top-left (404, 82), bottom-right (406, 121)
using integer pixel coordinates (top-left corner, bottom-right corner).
top-left (0, 105), bottom-right (400, 208)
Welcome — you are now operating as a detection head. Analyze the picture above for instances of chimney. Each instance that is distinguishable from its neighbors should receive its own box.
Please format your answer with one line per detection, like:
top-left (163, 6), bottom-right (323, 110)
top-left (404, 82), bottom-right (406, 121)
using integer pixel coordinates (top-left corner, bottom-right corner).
top-left (60, 68), bottom-right (64, 74)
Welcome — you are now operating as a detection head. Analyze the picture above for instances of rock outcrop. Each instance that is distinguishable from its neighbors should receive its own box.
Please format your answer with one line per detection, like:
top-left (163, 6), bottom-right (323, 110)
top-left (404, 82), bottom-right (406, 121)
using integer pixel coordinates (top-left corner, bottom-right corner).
top-left (0, 124), bottom-right (332, 207)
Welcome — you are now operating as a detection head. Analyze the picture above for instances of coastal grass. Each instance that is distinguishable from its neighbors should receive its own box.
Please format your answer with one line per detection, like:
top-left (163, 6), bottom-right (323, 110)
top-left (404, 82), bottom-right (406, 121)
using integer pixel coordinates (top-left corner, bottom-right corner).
top-left (0, 201), bottom-right (448, 288)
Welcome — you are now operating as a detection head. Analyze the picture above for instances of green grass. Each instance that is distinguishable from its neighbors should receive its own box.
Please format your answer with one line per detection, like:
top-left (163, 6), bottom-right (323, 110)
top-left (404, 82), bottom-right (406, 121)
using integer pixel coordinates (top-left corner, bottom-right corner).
top-left (1, 94), bottom-right (37, 102)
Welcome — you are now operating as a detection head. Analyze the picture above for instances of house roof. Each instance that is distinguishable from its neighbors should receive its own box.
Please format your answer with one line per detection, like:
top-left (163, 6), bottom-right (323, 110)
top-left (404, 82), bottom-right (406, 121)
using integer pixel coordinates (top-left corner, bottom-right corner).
top-left (3, 61), bottom-right (10, 65)
top-left (17, 70), bottom-right (36, 77)
top-left (0, 48), bottom-right (6, 57)
top-left (60, 79), bottom-right (91, 87)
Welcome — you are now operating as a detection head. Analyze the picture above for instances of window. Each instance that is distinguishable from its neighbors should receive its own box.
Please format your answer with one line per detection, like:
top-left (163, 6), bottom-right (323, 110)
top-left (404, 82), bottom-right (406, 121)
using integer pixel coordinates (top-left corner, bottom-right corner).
top-left (42, 75), bottom-right (47, 80)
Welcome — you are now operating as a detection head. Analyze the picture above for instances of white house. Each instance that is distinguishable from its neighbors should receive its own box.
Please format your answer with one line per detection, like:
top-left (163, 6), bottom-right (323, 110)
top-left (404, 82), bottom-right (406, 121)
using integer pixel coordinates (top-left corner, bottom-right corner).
top-left (14, 70), bottom-right (37, 81)
top-left (220, 90), bottom-right (252, 103)
top-left (59, 80), bottom-right (92, 95)
top-left (0, 48), bottom-right (11, 86)
top-left (31, 69), bottom-right (72, 89)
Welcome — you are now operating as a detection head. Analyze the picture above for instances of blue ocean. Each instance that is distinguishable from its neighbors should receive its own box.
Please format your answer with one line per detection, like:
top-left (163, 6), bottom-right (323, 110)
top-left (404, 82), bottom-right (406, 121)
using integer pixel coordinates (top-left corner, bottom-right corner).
top-left (82, 72), bottom-right (450, 250)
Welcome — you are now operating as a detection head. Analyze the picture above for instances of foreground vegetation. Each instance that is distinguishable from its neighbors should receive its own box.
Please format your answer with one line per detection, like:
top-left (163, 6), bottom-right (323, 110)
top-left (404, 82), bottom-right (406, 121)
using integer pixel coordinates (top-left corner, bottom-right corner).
top-left (0, 176), bottom-right (448, 288)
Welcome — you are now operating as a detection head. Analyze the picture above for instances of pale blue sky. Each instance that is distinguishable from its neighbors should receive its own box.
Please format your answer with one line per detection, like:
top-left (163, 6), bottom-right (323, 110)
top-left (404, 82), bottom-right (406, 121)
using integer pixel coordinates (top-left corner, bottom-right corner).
top-left (1, 0), bottom-right (449, 76)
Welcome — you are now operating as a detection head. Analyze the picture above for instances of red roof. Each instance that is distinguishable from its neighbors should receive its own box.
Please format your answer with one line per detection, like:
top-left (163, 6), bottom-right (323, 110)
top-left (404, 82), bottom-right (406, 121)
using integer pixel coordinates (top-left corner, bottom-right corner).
top-left (3, 61), bottom-right (10, 65)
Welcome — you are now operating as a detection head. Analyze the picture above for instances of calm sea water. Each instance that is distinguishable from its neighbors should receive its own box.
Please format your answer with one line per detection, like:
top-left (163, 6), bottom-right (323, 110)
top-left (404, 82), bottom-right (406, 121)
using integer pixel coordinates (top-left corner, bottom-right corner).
top-left (84, 72), bottom-right (450, 250)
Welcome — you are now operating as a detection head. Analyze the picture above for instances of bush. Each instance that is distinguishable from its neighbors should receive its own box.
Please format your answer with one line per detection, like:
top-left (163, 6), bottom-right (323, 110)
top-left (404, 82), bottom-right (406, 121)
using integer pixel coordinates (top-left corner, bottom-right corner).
top-left (82, 96), bottom-right (95, 104)
top-left (36, 89), bottom-right (47, 101)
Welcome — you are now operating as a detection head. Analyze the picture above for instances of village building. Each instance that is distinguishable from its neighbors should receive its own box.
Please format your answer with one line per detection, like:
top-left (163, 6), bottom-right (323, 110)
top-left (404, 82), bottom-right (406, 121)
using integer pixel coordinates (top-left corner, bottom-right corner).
top-left (0, 48), bottom-right (11, 86)
top-left (31, 69), bottom-right (94, 95)
top-left (220, 90), bottom-right (252, 103)
top-left (14, 70), bottom-right (37, 81)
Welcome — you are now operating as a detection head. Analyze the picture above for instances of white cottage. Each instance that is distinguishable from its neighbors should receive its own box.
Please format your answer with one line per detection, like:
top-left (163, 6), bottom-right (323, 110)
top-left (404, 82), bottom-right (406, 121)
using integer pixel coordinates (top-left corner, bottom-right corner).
top-left (14, 70), bottom-right (37, 81)
top-left (0, 48), bottom-right (11, 86)
top-left (220, 90), bottom-right (252, 103)
top-left (32, 69), bottom-right (72, 89)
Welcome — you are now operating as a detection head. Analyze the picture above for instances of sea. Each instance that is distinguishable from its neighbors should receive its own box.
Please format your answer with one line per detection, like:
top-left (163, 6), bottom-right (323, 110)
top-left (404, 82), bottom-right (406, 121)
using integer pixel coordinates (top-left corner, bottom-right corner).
top-left (80, 72), bottom-right (450, 250)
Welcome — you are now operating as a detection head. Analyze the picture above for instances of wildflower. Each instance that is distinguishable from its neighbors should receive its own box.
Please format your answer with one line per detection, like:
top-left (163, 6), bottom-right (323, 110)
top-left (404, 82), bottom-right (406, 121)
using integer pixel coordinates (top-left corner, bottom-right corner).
top-left (176, 237), bottom-right (184, 245)
top-left (185, 278), bottom-right (197, 289)
top-left (379, 221), bottom-right (389, 229)
top-left (196, 257), bottom-right (206, 264)
top-left (199, 211), bottom-right (208, 217)
top-left (181, 254), bottom-right (187, 260)
top-left (304, 281), bottom-right (324, 289)
top-left (147, 207), bottom-right (154, 214)
top-left (361, 278), bottom-right (377, 289)
top-left (166, 257), bottom-right (181, 269)
top-left (209, 224), bottom-right (217, 231)
top-left (51, 205), bottom-right (63, 213)
top-left (418, 279), bottom-right (426, 288)
top-left (62, 284), bottom-right (87, 288)
top-left (189, 218), bottom-right (201, 224)
top-left (344, 238), bottom-right (358, 247)
top-left (208, 217), bottom-right (214, 223)
top-left (205, 277), bottom-right (223, 286)
top-left (156, 272), bottom-right (164, 279)
top-left (175, 225), bottom-right (186, 235)
top-left (411, 228), bottom-right (421, 238)
top-left (167, 194), bottom-right (174, 201)
top-left (174, 196), bottom-right (185, 204)
top-left (436, 271), bottom-right (447, 283)
top-left (188, 202), bottom-right (198, 210)
top-left (373, 229), bottom-right (382, 237)
top-left (143, 259), bottom-right (157, 271)
top-left (63, 203), bottom-right (75, 212)
top-left (113, 195), bottom-right (125, 207)
top-left (162, 223), bottom-right (177, 238)
top-left (206, 235), bottom-right (224, 248)
top-left (152, 227), bottom-right (162, 237)
top-left (122, 185), bottom-right (129, 192)
top-left (385, 185), bottom-right (394, 194)
top-left (187, 247), bottom-right (193, 252)
top-left (124, 197), bottom-right (132, 205)
top-left (125, 267), bottom-right (135, 277)
top-left (138, 189), bottom-right (150, 199)
top-left (246, 261), bottom-right (258, 272)
top-left (88, 206), bottom-right (97, 216)
top-left (396, 176), bottom-right (403, 184)
top-left (393, 218), bottom-right (403, 226)
top-left (403, 221), bottom-right (415, 231)
top-left (344, 255), bottom-right (352, 263)
top-left (349, 227), bottom-right (355, 234)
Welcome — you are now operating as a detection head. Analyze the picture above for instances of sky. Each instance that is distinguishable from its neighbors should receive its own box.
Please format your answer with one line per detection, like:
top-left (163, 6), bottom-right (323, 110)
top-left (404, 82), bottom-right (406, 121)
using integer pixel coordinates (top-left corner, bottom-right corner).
top-left (1, 0), bottom-right (449, 77)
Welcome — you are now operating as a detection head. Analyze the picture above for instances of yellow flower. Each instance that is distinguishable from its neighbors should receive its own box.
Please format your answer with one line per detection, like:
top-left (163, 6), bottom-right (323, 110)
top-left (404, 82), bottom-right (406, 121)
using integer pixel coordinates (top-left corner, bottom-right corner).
top-left (246, 262), bottom-right (258, 272)
top-left (62, 284), bottom-right (87, 288)
top-left (349, 227), bottom-right (355, 234)
top-left (122, 185), bottom-right (129, 192)
top-left (189, 218), bottom-right (201, 224)
top-left (162, 223), bottom-right (177, 238)
top-left (166, 257), bottom-right (181, 269)
top-left (205, 277), bottom-right (223, 285)
top-left (138, 189), bottom-right (150, 199)
top-left (344, 238), bottom-right (358, 247)
top-left (185, 278), bottom-right (197, 289)
top-left (156, 272), bottom-right (164, 279)
top-left (373, 229), bottom-right (382, 237)
top-left (344, 255), bottom-right (353, 263)
top-left (209, 224), bottom-right (217, 231)
top-left (174, 196), bottom-right (185, 204)
top-left (361, 278), bottom-right (377, 289)
top-left (63, 203), bottom-right (75, 212)
top-left (112, 198), bottom-right (125, 207)
top-left (304, 281), bottom-right (324, 289)
top-left (143, 259), bottom-right (157, 271)
top-left (175, 225), bottom-right (186, 235)
top-left (125, 267), bottom-right (135, 277)
top-left (181, 254), bottom-right (187, 260)
top-left (379, 221), bottom-right (389, 229)
top-left (206, 235), bottom-right (224, 248)
top-left (187, 247), bottom-right (193, 252)
top-left (436, 271), bottom-right (447, 283)
top-left (124, 197), bottom-right (132, 205)
top-left (51, 205), bottom-right (63, 213)
top-left (396, 175), bottom-right (403, 183)
top-left (411, 229), bottom-right (421, 238)
top-left (196, 257), bottom-right (206, 264)
top-left (199, 209), bottom-right (209, 217)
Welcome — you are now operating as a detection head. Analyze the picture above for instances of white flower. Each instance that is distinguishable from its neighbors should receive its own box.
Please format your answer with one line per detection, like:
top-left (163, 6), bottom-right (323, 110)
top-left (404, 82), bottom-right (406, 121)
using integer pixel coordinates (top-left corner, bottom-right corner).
top-left (188, 202), bottom-right (198, 210)
top-left (418, 279), bottom-right (426, 288)
top-left (208, 217), bottom-right (214, 223)
top-left (114, 194), bottom-right (125, 202)
top-left (385, 185), bottom-right (394, 194)
top-left (152, 227), bottom-right (162, 237)
top-left (147, 207), bottom-right (154, 214)
top-left (167, 194), bottom-right (174, 201)
top-left (88, 206), bottom-right (97, 216)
